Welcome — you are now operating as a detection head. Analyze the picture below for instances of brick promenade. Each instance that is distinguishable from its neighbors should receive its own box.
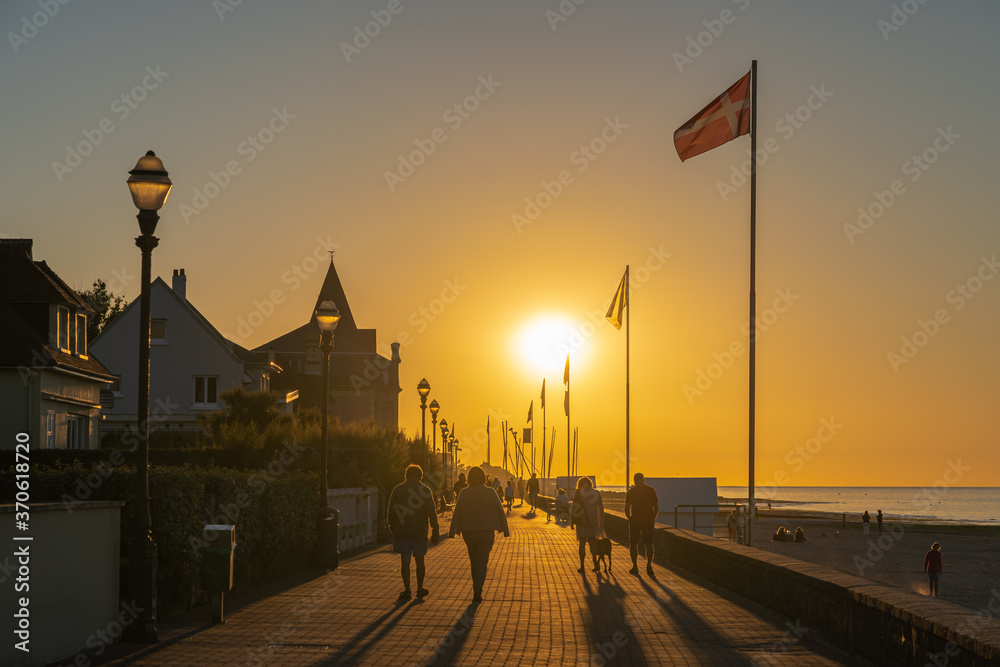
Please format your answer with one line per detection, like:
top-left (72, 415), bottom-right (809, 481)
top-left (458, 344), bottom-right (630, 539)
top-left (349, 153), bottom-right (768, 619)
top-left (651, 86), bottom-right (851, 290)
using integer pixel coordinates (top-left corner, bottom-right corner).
top-left (98, 508), bottom-right (866, 666)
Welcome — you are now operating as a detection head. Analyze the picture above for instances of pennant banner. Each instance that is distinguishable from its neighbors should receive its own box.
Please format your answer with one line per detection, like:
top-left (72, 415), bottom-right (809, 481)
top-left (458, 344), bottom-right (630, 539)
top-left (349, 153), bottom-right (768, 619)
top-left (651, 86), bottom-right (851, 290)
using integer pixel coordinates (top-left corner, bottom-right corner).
top-left (606, 269), bottom-right (628, 330)
top-left (527, 400), bottom-right (533, 423)
top-left (674, 70), bottom-right (751, 162)
top-left (540, 379), bottom-right (545, 409)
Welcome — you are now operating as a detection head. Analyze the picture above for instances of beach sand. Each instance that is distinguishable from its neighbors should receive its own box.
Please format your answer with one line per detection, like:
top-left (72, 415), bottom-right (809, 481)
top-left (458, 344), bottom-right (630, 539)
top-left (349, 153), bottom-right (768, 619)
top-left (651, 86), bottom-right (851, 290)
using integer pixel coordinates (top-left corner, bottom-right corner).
top-left (598, 491), bottom-right (1000, 613)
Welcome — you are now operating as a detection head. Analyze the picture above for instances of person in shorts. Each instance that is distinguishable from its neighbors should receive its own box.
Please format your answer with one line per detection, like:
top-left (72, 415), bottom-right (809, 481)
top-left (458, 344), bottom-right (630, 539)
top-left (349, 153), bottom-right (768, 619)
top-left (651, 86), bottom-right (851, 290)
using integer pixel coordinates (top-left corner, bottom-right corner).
top-left (624, 472), bottom-right (659, 576)
top-left (387, 464), bottom-right (440, 600)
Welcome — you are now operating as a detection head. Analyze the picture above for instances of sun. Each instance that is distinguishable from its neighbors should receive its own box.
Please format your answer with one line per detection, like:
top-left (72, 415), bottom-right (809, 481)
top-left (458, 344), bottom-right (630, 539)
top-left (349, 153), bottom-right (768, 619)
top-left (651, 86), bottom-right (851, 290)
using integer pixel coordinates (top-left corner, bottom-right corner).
top-left (513, 315), bottom-right (584, 374)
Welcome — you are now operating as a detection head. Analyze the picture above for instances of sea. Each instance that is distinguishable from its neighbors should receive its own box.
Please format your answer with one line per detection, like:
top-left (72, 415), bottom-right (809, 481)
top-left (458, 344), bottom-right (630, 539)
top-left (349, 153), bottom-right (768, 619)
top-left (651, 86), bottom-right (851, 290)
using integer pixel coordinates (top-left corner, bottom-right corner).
top-left (599, 486), bottom-right (1000, 525)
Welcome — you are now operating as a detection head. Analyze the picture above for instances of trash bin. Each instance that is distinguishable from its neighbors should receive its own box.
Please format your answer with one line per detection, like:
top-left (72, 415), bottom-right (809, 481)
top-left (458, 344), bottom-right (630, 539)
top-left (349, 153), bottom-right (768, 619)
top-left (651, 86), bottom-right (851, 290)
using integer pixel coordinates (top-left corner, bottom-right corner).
top-left (312, 508), bottom-right (339, 570)
top-left (202, 524), bottom-right (236, 592)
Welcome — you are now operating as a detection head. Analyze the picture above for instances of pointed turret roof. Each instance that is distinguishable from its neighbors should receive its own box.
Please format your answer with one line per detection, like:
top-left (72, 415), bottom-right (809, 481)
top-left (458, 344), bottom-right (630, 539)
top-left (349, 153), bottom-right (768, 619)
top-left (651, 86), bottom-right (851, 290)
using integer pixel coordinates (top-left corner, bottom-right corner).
top-left (314, 260), bottom-right (357, 332)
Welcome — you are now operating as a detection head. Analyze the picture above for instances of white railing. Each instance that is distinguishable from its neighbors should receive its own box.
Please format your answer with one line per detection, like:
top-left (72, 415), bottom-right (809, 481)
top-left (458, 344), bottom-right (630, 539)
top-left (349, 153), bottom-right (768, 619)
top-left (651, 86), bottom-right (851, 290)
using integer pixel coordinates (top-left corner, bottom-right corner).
top-left (327, 486), bottom-right (379, 552)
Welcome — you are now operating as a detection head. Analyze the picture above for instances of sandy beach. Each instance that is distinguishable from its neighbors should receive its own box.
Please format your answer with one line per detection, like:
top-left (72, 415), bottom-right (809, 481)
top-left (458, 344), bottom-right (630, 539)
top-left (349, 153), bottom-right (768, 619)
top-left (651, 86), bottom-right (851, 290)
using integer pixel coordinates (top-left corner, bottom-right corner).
top-left (598, 491), bottom-right (1000, 613)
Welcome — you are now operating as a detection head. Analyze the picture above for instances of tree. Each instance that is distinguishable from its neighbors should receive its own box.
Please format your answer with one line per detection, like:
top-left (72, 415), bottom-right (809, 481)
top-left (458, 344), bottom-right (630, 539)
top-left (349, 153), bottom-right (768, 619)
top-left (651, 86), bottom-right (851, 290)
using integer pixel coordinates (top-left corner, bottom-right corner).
top-left (80, 279), bottom-right (126, 342)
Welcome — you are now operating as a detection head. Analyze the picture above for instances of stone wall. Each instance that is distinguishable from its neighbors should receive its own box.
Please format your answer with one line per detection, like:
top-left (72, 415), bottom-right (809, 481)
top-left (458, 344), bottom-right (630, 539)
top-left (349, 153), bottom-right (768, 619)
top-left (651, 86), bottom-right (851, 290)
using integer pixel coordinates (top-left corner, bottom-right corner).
top-left (601, 509), bottom-right (1000, 667)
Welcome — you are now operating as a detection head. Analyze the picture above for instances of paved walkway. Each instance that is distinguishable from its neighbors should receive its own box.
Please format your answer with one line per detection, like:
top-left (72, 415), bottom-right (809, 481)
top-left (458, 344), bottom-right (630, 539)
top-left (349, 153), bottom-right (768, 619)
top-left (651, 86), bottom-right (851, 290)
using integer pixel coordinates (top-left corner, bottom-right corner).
top-left (99, 508), bottom-right (865, 666)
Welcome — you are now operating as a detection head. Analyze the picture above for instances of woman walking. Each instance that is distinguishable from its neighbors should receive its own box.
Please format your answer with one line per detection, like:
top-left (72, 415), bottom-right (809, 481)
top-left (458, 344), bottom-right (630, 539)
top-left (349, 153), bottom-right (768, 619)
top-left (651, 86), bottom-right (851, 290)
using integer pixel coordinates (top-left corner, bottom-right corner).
top-left (570, 477), bottom-right (606, 573)
top-left (450, 466), bottom-right (510, 602)
top-left (924, 542), bottom-right (943, 597)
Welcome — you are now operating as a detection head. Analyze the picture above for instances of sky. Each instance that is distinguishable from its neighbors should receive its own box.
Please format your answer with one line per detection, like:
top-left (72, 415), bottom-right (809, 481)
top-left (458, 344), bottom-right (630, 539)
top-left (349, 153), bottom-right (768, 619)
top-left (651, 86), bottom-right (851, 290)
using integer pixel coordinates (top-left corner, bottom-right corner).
top-left (3, 0), bottom-right (999, 487)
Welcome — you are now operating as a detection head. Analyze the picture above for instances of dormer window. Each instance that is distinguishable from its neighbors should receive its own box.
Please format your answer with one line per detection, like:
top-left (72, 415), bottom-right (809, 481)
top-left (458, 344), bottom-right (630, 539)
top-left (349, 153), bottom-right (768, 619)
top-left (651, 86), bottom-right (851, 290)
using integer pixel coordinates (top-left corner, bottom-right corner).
top-left (76, 313), bottom-right (88, 357)
top-left (57, 306), bottom-right (70, 352)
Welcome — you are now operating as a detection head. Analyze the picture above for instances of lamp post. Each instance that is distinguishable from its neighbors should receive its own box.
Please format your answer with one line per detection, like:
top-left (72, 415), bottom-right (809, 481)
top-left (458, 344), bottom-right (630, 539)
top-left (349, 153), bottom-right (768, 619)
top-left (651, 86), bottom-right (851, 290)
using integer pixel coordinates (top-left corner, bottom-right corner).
top-left (429, 400), bottom-right (440, 454)
top-left (452, 438), bottom-right (461, 491)
top-left (312, 300), bottom-right (341, 568)
top-left (439, 420), bottom-right (448, 492)
top-left (417, 378), bottom-right (430, 467)
top-left (448, 434), bottom-right (457, 491)
top-left (125, 151), bottom-right (172, 643)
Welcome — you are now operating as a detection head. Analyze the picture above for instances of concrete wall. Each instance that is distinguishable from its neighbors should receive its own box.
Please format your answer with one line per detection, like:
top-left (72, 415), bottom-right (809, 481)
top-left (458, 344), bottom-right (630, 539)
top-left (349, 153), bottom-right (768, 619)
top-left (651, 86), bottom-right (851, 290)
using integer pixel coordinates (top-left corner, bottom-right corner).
top-left (0, 502), bottom-right (123, 667)
top-left (600, 509), bottom-right (1000, 667)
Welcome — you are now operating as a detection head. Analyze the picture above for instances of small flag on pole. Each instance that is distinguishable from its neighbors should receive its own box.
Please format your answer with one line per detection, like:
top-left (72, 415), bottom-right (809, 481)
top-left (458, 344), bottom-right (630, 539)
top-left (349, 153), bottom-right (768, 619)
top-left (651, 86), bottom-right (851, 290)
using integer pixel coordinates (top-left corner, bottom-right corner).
top-left (673, 70), bottom-right (751, 162)
top-left (527, 400), bottom-right (533, 423)
top-left (540, 379), bottom-right (545, 409)
top-left (563, 356), bottom-right (570, 384)
top-left (486, 415), bottom-right (489, 435)
top-left (606, 269), bottom-right (628, 330)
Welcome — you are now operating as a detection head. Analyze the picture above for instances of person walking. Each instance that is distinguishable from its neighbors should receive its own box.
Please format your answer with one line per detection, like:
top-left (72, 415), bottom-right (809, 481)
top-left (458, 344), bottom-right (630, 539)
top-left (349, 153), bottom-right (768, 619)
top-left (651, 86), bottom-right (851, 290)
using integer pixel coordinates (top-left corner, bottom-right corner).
top-left (924, 542), bottom-right (943, 597)
top-left (876, 509), bottom-right (883, 535)
top-left (527, 473), bottom-right (540, 511)
top-left (504, 479), bottom-right (515, 513)
top-left (386, 464), bottom-right (440, 600)
top-left (450, 466), bottom-right (510, 602)
top-left (570, 477), bottom-right (606, 574)
top-left (727, 509), bottom-right (738, 542)
top-left (862, 510), bottom-right (871, 536)
top-left (453, 472), bottom-right (468, 500)
top-left (624, 472), bottom-right (659, 576)
top-left (517, 476), bottom-right (526, 507)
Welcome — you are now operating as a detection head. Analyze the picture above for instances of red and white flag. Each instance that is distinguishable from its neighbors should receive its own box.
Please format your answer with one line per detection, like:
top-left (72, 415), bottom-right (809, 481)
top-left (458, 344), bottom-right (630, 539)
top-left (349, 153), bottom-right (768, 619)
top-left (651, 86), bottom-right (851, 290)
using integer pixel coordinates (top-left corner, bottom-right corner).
top-left (673, 71), bottom-right (751, 162)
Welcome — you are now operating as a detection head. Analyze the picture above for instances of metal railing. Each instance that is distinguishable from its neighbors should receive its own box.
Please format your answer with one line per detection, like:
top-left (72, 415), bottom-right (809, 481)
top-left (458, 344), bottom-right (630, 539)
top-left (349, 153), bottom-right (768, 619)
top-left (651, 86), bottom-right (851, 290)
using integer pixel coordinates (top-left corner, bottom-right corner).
top-left (674, 503), bottom-right (747, 544)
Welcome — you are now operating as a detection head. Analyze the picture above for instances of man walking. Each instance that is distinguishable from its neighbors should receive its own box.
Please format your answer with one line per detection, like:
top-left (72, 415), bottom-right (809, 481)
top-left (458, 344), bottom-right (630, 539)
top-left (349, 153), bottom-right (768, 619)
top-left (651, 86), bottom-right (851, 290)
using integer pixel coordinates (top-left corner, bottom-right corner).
top-left (387, 464), bottom-right (440, 600)
top-left (624, 472), bottom-right (658, 576)
top-left (526, 473), bottom-right (540, 511)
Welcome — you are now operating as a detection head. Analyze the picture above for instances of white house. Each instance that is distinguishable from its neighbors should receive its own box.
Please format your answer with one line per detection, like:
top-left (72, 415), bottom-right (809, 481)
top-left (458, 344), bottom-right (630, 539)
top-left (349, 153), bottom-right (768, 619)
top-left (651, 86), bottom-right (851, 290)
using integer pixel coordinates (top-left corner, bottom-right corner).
top-left (91, 269), bottom-right (284, 436)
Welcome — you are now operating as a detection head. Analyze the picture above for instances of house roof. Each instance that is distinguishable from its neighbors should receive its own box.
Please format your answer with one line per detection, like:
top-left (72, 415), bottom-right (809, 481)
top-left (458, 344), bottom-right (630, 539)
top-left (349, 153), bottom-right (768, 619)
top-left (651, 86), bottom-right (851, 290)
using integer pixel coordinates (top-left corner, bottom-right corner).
top-left (255, 259), bottom-right (384, 357)
top-left (0, 272), bottom-right (114, 381)
top-left (0, 239), bottom-right (94, 312)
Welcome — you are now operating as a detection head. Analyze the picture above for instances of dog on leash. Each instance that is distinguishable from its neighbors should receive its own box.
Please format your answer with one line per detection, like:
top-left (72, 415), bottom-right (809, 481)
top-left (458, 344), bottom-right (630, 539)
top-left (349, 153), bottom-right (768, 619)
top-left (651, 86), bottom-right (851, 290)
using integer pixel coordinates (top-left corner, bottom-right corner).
top-left (592, 538), bottom-right (612, 574)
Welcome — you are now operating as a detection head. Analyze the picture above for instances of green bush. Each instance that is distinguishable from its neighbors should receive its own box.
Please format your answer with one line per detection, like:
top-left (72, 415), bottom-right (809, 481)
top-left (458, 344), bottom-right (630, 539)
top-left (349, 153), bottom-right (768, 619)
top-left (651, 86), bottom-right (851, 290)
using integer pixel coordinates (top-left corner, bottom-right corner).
top-left (0, 464), bottom-right (317, 614)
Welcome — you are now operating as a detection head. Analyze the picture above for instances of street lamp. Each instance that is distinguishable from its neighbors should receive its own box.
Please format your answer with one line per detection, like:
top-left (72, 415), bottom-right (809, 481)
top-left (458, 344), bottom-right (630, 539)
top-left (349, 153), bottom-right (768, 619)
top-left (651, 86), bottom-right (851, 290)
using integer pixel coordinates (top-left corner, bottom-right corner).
top-left (439, 419), bottom-right (448, 492)
top-left (125, 150), bottom-right (172, 643)
top-left (312, 300), bottom-right (340, 569)
top-left (417, 378), bottom-right (430, 466)
top-left (429, 399), bottom-right (440, 454)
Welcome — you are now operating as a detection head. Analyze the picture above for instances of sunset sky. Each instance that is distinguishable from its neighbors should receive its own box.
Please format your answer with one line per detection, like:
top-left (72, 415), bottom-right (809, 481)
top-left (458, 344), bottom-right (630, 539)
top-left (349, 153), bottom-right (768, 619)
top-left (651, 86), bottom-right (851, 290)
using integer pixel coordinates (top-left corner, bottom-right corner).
top-left (3, 1), bottom-right (998, 487)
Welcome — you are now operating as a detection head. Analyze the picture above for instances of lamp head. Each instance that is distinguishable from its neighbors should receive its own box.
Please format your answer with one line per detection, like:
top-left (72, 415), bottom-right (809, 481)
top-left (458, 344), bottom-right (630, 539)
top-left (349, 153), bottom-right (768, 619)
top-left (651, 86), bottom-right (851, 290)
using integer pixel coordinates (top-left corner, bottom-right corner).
top-left (127, 151), bottom-right (172, 211)
top-left (429, 399), bottom-right (440, 417)
top-left (417, 378), bottom-right (431, 401)
top-left (314, 301), bottom-right (341, 332)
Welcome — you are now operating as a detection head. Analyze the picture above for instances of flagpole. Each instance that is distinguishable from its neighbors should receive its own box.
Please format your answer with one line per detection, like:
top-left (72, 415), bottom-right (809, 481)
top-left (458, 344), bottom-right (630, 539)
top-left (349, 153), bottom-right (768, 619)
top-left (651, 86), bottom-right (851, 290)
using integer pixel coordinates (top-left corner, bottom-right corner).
top-left (487, 416), bottom-right (491, 468)
top-left (542, 381), bottom-right (547, 480)
top-left (747, 59), bottom-right (758, 547)
top-left (566, 359), bottom-right (571, 478)
top-left (625, 264), bottom-right (631, 489)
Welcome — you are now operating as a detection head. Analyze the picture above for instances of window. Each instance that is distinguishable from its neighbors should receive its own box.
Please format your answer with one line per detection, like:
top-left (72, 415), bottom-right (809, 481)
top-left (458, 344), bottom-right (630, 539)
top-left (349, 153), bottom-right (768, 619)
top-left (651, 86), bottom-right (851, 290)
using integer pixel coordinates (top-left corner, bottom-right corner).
top-left (57, 306), bottom-right (70, 351)
top-left (151, 319), bottom-right (166, 341)
top-left (194, 376), bottom-right (218, 405)
top-left (76, 313), bottom-right (88, 357)
top-left (110, 375), bottom-right (123, 396)
top-left (45, 411), bottom-right (55, 450)
top-left (67, 415), bottom-right (87, 449)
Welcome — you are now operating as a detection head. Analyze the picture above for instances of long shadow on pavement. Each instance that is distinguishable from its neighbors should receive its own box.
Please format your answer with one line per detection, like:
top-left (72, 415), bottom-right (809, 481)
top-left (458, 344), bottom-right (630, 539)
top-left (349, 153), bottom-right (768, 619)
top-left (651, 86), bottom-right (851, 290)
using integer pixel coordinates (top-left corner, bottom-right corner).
top-left (317, 599), bottom-right (417, 665)
top-left (414, 602), bottom-right (480, 666)
top-left (581, 573), bottom-right (649, 665)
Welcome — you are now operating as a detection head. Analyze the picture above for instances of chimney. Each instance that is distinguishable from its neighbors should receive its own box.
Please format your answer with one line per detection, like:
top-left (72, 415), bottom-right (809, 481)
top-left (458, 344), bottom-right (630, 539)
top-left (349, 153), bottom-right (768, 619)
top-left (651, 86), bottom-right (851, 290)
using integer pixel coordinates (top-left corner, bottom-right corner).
top-left (172, 268), bottom-right (187, 300)
top-left (0, 238), bottom-right (33, 260)
top-left (391, 341), bottom-right (401, 364)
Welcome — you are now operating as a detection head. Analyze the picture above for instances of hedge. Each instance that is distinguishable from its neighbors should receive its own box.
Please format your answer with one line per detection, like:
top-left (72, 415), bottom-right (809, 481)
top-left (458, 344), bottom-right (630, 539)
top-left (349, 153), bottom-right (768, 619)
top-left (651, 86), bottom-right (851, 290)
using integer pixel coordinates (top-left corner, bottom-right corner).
top-left (0, 464), bottom-right (317, 613)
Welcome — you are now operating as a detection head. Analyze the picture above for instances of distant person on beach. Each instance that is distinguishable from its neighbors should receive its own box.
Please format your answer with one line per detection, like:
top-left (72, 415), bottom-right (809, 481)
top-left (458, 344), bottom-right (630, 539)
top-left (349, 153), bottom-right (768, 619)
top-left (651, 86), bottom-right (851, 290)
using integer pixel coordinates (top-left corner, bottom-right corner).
top-left (727, 510), bottom-right (738, 542)
top-left (877, 510), bottom-right (883, 535)
top-left (772, 526), bottom-right (787, 542)
top-left (571, 477), bottom-right (606, 574)
top-left (450, 466), bottom-right (510, 602)
top-left (527, 473), bottom-right (540, 511)
top-left (924, 542), bottom-right (942, 597)
top-left (794, 527), bottom-right (807, 543)
top-left (387, 464), bottom-right (440, 600)
top-left (624, 473), bottom-right (659, 576)
top-left (505, 479), bottom-right (515, 513)
top-left (862, 510), bottom-right (871, 536)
